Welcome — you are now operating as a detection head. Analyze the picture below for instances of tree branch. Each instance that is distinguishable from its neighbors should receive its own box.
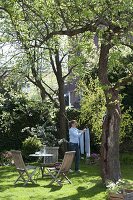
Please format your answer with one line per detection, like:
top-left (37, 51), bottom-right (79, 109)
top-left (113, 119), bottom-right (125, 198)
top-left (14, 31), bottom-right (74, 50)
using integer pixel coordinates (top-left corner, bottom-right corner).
top-left (27, 73), bottom-right (59, 106)
top-left (114, 73), bottom-right (133, 89)
top-left (41, 79), bottom-right (56, 93)
top-left (63, 64), bottom-right (77, 80)
top-left (59, 53), bottom-right (68, 64)
top-left (0, 52), bottom-right (23, 68)
top-left (56, 0), bottom-right (70, 30)
top-left (49, 49), bottom-right (57, 76)
top-left (26, 75), bottom-right (37, 86)
top-left (0, 70), bottom-right (9, 79)
top-left (37, 22), bottom-right (97, 47)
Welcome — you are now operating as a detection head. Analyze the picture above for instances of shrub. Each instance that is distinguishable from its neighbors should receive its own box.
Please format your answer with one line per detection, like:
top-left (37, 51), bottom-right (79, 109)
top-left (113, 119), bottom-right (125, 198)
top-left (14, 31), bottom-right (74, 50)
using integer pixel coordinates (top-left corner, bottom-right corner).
top-left (22, 135), bottom-right (42, 161)
top-left (66, 108), bottom-right (80, 123)
top-left (80, 78), bottom-right (106, 142)
top-left (0, 88), bottom-right (56, 152)
top-left (22, 125), bottom-right (58, 147)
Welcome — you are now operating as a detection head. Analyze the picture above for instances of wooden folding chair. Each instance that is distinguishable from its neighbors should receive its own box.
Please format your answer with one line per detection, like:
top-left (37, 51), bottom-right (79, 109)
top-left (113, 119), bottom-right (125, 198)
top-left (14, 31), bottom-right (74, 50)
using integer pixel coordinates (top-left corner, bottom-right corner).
top-left (11, 150), bottom-right (38, 186)
top-left (47, 151), bottom-right (75, 186)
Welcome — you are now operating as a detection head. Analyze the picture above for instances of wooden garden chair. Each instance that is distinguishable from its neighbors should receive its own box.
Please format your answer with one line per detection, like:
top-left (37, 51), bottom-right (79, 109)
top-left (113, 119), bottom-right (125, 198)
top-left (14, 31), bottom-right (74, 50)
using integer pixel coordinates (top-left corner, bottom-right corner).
top-left (11, 150), bottom-right (38, 186)
top-left (47, 151), bottom-right (75, 186)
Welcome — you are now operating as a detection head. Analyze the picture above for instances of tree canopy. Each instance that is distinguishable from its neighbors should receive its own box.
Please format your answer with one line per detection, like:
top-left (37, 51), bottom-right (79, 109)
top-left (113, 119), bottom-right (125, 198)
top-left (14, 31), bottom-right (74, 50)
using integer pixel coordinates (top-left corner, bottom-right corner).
top-left (0, 0), bottom-right (133, 183)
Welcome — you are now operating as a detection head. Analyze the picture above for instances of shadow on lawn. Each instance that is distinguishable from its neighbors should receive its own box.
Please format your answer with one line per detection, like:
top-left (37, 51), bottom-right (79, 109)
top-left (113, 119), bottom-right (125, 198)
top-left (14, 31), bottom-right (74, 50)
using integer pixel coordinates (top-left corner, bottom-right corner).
top-left (0, 182), bottom-right (40, 193)
top-left (0, 167), bottom-right (17, 179)
top-left (0, 166), bottom-right (40, 192)
top-left (0, 173), bottom-right (17, 180)
top-left (0, 184), bottom-right (14, 193)
top-left (15, 183), bottom-right (40, 187)
top-left (44, 184), bottom-right (63, 192)
top-left (55, 182), bottom-right (105, 200)
top-left (0, 164), bottom-right (118, 200)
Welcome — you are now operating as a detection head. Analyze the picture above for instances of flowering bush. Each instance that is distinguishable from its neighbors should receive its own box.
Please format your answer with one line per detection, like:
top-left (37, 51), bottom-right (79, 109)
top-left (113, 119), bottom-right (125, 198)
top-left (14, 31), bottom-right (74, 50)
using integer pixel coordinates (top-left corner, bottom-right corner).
top-left (106, 179), bottom-right (133, 195)
top-left (89, 153), bottom-right (99, 163)
top-left (22, 125), bottom-right (58, 147)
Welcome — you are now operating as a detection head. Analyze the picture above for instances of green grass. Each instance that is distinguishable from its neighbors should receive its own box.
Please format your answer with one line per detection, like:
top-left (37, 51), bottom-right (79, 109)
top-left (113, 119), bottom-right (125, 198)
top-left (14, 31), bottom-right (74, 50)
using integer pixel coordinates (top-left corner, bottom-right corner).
top-left (120, 153), bottom-right (133, 165)
top-left (0, 161), bottom-right (133, 200)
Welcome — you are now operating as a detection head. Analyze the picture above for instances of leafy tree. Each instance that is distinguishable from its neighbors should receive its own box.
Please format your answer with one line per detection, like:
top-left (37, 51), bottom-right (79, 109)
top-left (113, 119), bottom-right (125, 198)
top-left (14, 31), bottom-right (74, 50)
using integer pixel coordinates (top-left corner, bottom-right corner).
top-left (79, 78), bottom-right (133, 150)
top-left (0, 3), bottom-right (83, 154)
top-left (0, 0), bottom-right (133, 183)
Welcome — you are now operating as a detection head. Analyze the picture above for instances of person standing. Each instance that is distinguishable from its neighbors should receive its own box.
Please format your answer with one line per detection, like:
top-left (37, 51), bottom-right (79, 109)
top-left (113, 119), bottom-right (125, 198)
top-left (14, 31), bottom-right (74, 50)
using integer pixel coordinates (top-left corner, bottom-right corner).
top-left (69, 120), bottom-right (86, 172)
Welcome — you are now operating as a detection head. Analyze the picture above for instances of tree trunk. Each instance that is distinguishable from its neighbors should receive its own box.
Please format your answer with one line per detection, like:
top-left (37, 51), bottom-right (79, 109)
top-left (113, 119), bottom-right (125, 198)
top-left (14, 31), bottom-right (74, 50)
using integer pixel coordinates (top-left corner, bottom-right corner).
top-left (53, 50), bottom-right (67, 155)
top-left (101, 89), bottom-right (121, 183)
top-left (98, 42), bottom-right (121, 183)
top-left (58, 79), bottom-right (67, 154)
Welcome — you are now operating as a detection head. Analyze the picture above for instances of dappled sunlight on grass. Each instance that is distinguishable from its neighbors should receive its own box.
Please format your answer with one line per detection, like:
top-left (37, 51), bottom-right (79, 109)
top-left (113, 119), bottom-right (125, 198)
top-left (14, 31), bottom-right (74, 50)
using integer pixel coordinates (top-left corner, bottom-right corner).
top-left (0, 161), bottom-right (132, 200)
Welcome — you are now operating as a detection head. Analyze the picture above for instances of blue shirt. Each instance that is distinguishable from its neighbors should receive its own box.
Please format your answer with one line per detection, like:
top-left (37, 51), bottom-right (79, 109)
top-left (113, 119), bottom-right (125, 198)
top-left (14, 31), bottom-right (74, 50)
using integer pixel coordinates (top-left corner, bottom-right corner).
top-left (69, 127), bottom-right (81, 144)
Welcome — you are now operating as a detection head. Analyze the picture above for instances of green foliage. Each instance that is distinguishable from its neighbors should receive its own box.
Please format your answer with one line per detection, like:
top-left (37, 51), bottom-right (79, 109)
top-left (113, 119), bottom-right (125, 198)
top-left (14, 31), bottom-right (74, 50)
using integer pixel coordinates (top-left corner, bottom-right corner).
top-left (120, 153), bottom-right (133, 165)
top-left (108, 48), bottom-right (133, 84)
top-left (66, 108), bottom-right (80, 123)
top-left (0, 86), bottom-right (56, 152)
top-left (106, 179), bottom-right (133, 195)
top-left (22, 135), bottom-right (42, 160)
top-left (107, 48), bottom-right (133, 151)
top-left (120, 108), bottom-right (133, 142)
top-left (0, 0), bottom-right (133, 165)
top-left (79, 78), bottom-right (133, 149)
top-left (42, 132), bottom-right (58, 147)
top-left (80, 78), bottom-right (106, 142)
top-left (26, 125), bottom-right (58, 147)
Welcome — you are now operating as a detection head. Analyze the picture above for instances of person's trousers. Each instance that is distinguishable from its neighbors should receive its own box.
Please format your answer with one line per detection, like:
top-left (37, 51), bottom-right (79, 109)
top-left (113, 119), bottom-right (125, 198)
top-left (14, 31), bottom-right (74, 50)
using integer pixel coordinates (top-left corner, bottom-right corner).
top-left (69, 142), bottom-right (80, 171)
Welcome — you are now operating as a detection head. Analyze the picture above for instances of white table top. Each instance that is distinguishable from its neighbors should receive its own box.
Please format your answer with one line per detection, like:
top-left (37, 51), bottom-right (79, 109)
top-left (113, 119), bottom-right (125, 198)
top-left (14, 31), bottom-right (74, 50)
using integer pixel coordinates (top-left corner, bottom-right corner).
top-left (29, 153), bottom-right (53, 157)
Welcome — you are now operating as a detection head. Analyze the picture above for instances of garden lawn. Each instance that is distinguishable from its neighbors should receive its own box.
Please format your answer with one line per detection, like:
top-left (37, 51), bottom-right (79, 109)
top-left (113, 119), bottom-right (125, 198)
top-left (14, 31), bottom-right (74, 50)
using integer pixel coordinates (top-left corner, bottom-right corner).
top-left (0, 161), bottom-right (133, 200)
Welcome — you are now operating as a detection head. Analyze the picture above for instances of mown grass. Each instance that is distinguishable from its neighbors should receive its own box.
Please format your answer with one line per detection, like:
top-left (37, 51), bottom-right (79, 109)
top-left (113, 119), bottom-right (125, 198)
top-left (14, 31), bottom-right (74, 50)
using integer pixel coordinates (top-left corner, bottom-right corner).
top-left (0, 159), bottom-right (133, 200)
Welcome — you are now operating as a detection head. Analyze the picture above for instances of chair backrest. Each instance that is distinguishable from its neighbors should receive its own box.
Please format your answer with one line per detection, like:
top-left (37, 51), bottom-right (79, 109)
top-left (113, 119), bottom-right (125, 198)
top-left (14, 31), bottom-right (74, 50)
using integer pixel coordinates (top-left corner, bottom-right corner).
top-left (11, 150), bottom-right (26, 171)
top-left (59, 151), bottom-right (75, 173)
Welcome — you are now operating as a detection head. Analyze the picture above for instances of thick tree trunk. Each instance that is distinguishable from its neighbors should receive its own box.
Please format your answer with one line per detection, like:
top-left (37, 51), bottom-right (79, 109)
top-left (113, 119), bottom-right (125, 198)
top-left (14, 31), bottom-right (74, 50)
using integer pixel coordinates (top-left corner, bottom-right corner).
top-left (101, 89), bottom-right (121, 183)
top-left (98, 42), bottom-right (121, 183)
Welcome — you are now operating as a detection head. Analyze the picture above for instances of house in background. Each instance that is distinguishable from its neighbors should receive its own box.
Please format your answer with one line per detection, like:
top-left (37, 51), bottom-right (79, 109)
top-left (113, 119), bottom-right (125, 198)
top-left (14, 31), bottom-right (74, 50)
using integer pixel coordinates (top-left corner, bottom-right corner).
top-left (64, 78), bottom-right (80, 109)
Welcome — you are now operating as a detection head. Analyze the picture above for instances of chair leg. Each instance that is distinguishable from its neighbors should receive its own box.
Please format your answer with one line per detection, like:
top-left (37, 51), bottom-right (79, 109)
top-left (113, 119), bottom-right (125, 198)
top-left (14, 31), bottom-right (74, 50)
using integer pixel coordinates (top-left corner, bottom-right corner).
top-left (49, 178), bottom-right (56, 185)
top-left (63, 173), bottom-right (72, 184)
top-left (52, 173), bottom-right (63, 186)
top-left (24, 168), bottom-right (38, 186)
top-left (53, 175), bottom-right (62, 186)
top-left (48, 169), bottom-right (62, 186)
top-left (40, 166), bottom-right (45, 178)
top-left (14, 171), bottom-right (25, 185)
top-left (23, 177), bottom-right (35, 186)
top-left (14, 175), bottom-right (22, 184)
top-left (47, 170), bottom-right (57, 185)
